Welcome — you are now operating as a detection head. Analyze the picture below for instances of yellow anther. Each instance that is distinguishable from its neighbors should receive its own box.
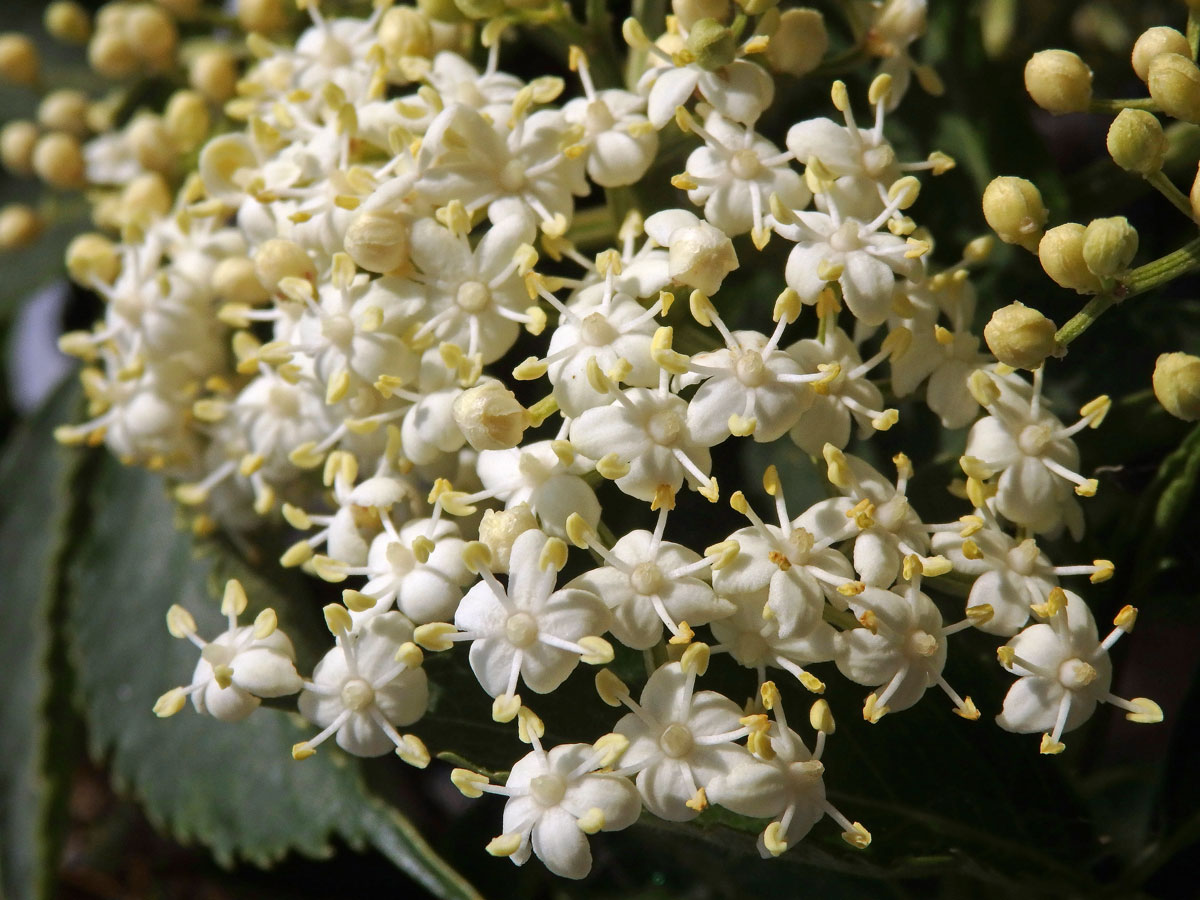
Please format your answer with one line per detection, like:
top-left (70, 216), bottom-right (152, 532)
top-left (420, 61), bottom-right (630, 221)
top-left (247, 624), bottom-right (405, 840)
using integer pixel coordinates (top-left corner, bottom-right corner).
top-left (323, 603), bottom-right (352, 636)
top-left (595, 669), bottom-right (629, 707)
top-left (965, 477), bottom-right (995, 510)
top-left (933, 325), bottom-right (955, 346)
top-left (830, 80), bottom-right (850, 111)
top-left (773, 287), bottom-right (802, 323)
top-left (651, 325), bottom-right (690, 374)
top-left (565, 513), bottom-right (594, 549)
top-left (524, 306), bottom-right (548, 336)
top-left (310, 555), bottom-right (348, 583)
top-left (593, 732), bottom-right (630, 768)
top-left (669, 621), bottom-right (696, 645)
top-left (550, 439), bottom-right (575, 467)
top-left (961, 539), bottom-right (983, 560)
top-left (596, 453), bottom-right (631, 480)
top-left (252, 608), bottom-right (278, 640)
top-left (1031, 587), bottom-right (1067, 619)
top-left (153, 688), bottom-right (187, 718)
top-left (863, 693), bottom-right (889, 724)
top-left (823, 443), bottom-right (851, 487)
top-left (585, 356), bottom-right (612, 394)
top-left (671, 173), bottom-right (699, 191)
top-left (1080, 394), bottom-right (1111, 427)
top-left (1039, 734), bottom-right (1066, 755)
top-left (576, 807), bottom-right (606, 834)
top-left (438, 491), bottom-right (477, 517)
top-left (491, 693), bottom-right (521, 724)
top-left (579, 636), bottom-right (614, 665)
top-left (291, 742), bottom-right (317, 761)
top-left (816, 259), bottom-right (844, 282)
top-left (651, 483), bottom-right (677, 511)
top-left (810, 699), bottom-right (835, 734)
top-left (527, 395), bottom-right (559, 428)
top-left (882, 326), bottom-right (912, 360)
top-left (212, 664), bottom-right (234, 690)
top-left (281, 503), bottom-right (312, 531)
top-left (959, 514), bottom-right (984, 537)
top-left (486, 833), bottom-right (523, 858)
top-left (174, 483), bottom-right (209, 506)
top-left (892, 452), bottom-right (913, 481)
top-left (747, 731), bottom-right (775, 760)
top-left (730, 491), bottom-right (750, 515)
top-left (905, 238), bottom-right (932, 259)
top-left (858, 610), bottom-right (879, 632)
top-left (966, 604), bottom-right (994, 626)
top-left (868, 72), bottom-right (893, 106)
top-left (922, 555), bottom-right (953, 577)
top-left (1075, 478), bottom-right (1098, 498)
top-left (394, 642), bottom-right (424, 670)
top-left (411, 535), bottom-right (435, 565)
top-left (517, 706), bottom-right (545, 743)
top-left (680, 641), bottom-right (710, 675)
top-left (396, 734), bottom-right (430, 769)
top-left (685, 787), bottom-right (708, 812)
top-left (414, 622), bottom-right (457, 652)
top-left (689, 290), bottom-right (715, 327)
top-left (967, 370), bottom-right (1000, 407)
top-left (760, 680), bottom-right (781, 710)
top-left (342, 589), bottom-right (377, 613)
top-left (166, 604), bottom-right (197, 639)
top-left (704, 539), bottom-right (740, 570)
top-left (762, 465), bottom-right (782, 497)
top-left (728, 414), bottom-right (757, 436)
top-left (1125, 698), bottom-right (1164, 724)
top-left (997, 645), bottom-right (1016, 668)
top-left (513, 356), bottom-right (548, 380)
top-left (461, 541), bottom-right (493, 574)
top-left (842, 822), bottom-right (872, 849)
top-left (954, 696), bottom-right (981, 720)
top-left (763, 822), bottom-right (789, 857)
top-left (769, 192), bottom-right (798, 225)
top-left (192, 398), bottom-right (228, 423)
top-left (847, 498), bottom-right (875, 530)
top-left (872, 409), bottom-right (900, 431)
top-left (839, 581), bottom-right (866, 597)
top-left (799, 671), bottom-right (826, 694)
top-left (697, 477), bottom-right (720, 503)
top-left (539, 537), bottom-right (568, 572)
top-left (740, 713), bottom-right (770, 734)
top-left (221, 579), bottom-right (249, 617)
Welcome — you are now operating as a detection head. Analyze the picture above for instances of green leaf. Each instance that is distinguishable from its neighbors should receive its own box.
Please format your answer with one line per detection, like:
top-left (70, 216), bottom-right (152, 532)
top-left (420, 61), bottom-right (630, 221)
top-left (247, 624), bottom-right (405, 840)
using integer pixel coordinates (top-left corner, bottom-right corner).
top-left (0, 379), bottom-right (85, 900)
top-left (67, 456), bottom-right (483, 900)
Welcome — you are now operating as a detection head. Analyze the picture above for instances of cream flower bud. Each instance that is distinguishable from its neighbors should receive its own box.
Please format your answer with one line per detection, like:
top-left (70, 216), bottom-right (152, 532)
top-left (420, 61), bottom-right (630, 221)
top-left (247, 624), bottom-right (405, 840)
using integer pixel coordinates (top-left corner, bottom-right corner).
top-left (124, 3), bottom-right (178, 71)
top-left (32, 131), bottom-right (85, 190)
top-left (1106, 109), bottom-right (1168, 175)
top-left (1, 120), bottom-right (39, 175)
top-left (66, 232), bottom-right (120, 286)
top-left (645, 209), bottom-right (739, 295)
top-left (236, 0), bottom-right (288, 33)
top-left (164, 90), bottom-right (210, 153)
top-left (37, 90), bottom-right (89, 138)
top-left (0, 204), bottom-right (43, 251)
top-left (0, 34), bottom-right (39, 87)
top-left (1038, 223), bottom-right (1103, 294)
top-left (478, 504), bottom-right (538, 572)
top-left (1153, 352), bottom-right (1200, 421)
top-left (44, 1), bottom-right (92, 45)
top-left (213, 256), bottom-right (269, 304)
top-left (981, 176), bottom-right (1048, 252)
top-left (344, 210), bottom-right (410, 274)
top-left (766, 8), bottom-right (828, 77)
top-left (1024, 49), bottom-right (1092, 115)
top-left (120, 172), bottom-right (172, 223)
top-left (983, 302), bottom-right (1057, 370)
top-left (687, 18), bottom-right (737, 71)
top-left (1148, 53), bottom-right (1200, 124)
top-left (672, 0), bottom-right (731, 30)
top-left (88, 28), bottom-right (137, 79)
top-left (127, 115), bottom-right (177, 173)
top-left (452, 382), bottom-right (530, 451)
top-left (1082, 216), bottom-right (1137, 277)
top-left (379, 7), bottom-right (433, 58)
top-left (255, 239), bottom-right (316, 292)
top-left (189, 48), bottom-right (239, 103)
top-left (1131, 26), bottom-right (1190, 82)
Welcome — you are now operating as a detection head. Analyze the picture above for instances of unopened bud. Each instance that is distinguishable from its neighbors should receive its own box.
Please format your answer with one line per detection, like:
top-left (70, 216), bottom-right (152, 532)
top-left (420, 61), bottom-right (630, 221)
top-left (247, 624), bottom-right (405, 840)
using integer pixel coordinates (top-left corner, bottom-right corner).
top-left (1106, 108), bottom-right (1168, 175)
top-left (984, 302), bottom-right (1056, 370)
top-left (645, 211), bottom-right (739, 295)
top-left (66, 232), bottom-right (120, 286)
top-left (0, 120), bottom-right (39, 175)
top-left (766, 8), bottom-right (828, 77)
top-left (127, 114), bottom-right (177, 173)
top-left (1038, 223), bottom-right (1103, 294)
top-left (120, 172), bottom-right (172, 224)
top-left (164, 91), bottom-right (210, 153)
top-left (452, 382), bottom-right (530, 451)
top-left (344, 210), bottom-right (410, 274)
top-left (124, 3), bottom-right (178, 72)
top-left (1153, 352), bottom-right (1200, 421)
top-left (255, 239), bottom-right (316, 292)
top-left (45, 1), bottom-right (93, 45)
top-left (1132, 26), bottom-right (1190, 82)
top-left (87, 28), bottom-right (137, 79)
top-left (0, 34), bottom-right (39, 87)
top-left (189, 48), bottom-right (239, 103)
top-left (32, 132), bottom-right (85, 190)
top-left (213, 256), bottom-right (269, 304)
top-left (672, 0), bottom-right (731, 30)
top-left (236, 0), bottom-right (289, 33)
top-left (981, 176), bottom-right (1048, 252)
top-left (1024, 49), bottom-right (1092, 114)
top-left (379, 7), bottom-right (434, 58)
top-left (1082, 216), bottom-right (1137, 277)
top-left (1148, 53), bottom-right (1200, 124)
top-left (478, 504), bottom-right (538, 572)
top-left (38, 90), bottom-right (90, 138)
top-left (686, 18), bottom-right (737, 71)
top-left (0, 204), bottom-right (43, 250)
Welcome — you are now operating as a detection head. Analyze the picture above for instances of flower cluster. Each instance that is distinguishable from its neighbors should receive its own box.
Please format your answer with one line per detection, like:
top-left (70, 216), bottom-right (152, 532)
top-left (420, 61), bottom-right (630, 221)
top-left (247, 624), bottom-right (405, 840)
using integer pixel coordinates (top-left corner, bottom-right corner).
top-left (16, 0), bottom-right (1166, 881)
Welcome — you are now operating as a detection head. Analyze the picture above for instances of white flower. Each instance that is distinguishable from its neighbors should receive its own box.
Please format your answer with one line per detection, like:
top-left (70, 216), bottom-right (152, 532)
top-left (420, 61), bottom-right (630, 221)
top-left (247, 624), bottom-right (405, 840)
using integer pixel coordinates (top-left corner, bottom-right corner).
top-left (296, 609), bottom-right (430, 760)
top-left (709, 590), bottom-right (838, 690)
top-left (475, 442), bottom-right (601, 537)
top-left (643, 208), bottom-right (738, 296)
top-left (352, 518), bottom-right (473, 624)
top-left (640, 44), bottom-right (775, 128)
top-left (563, 52), bottom-right (658, 188)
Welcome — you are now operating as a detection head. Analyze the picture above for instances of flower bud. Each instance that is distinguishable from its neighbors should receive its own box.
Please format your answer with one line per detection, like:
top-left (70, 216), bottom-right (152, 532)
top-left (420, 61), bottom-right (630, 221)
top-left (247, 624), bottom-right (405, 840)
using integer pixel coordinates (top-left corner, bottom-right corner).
top-left (255, 239), bottom-right (315, 292)
top-left (1038, 223), bottom-right (1103, 294)
top-left (88, 28), bottom-right (138, 79)
top-left (0, 204), bottom-right (43, 251)
top-left (379, 7), bottom-right (434, 58)
top-left (766, 8), bottom-right (828, 77)
top-left (1132, 26), bottom-right (1190, 82)
top-left (213, 256), bottom-right (269, 304)
top-left (1024, 49), bottom-right (1092, 114)
top-left (1, 120), bottom-right (39, 175)
top-left (124, 3), bottom-right (178, 71)
top-left (189, 48), bottom-right (239, 103)
top-left (672, 0), bottom-right (730, 30)
top-left (1082, 216), bottom-right (1137, 277)
top-left (37, 90), bottom-right (90, 138)
top-left (0, 34), bottom-right (39, 87)
top-left (983, 302), bottom-right (1057, 370)
top-left (478, 504), bottom-right (538, 572)
top-left (981, 176), bottom-right (1048, 252)
top-left (686, 18), bottom-right (737, 71)
top-left (452, 382), bottom-right (530, 451)
top-left (32, 132), bottom-right (86, 190)
top-left (44, 1), bottom-right (93, 45)
top-left (119, 172), bottom-right (172, 225)
top-left (1148, 53), bottom-right (1200, 124)
top-left (127, 114), bottom-right (177, 173)
top-left (645, 211), bottom-right (739, 295)
top-left (344, 210), bottom-right (410, 274)
top-left (66, 232), bottom-right (120, 286)
top-left (1153, 352), bottom-right (1200, 421)
top-left (164, 90), bottom-right (210, 152)
top-left (235, 0), bottom-right (288, 33)
top-left (1106, 108), bottom-right (1168, 175)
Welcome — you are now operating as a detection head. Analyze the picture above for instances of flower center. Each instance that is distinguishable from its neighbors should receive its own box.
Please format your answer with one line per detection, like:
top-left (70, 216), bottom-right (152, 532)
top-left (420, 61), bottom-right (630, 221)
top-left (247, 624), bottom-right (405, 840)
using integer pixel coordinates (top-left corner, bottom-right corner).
top-left (658, 723), bottom-right (695, 758)
top-left (828, 220), bottom-right (863, 253)
top-left (646, 408), bottom-right (683, 446)
top-left (1018, 424), bottom-right (1051, 456)
top-left (529, 773), bottom-right (567, 807)
top-left (340, 677), bottom-right (375, 711)
top-left (730, 148), bottom-right (762, 181)
top-left (733, 350), bottom-right (767, 387)
top-left (906, 629), bottom-right (938, 657)
top-left (499, 159), bottom-right (527, 193)
top-left (267, 384), bottom-right (300, 417)
top-left (630, 561), bottom-right (664, 595)
top-left (319, 36), bottom-right (353, 68)
top-left (456, 280), bottom-right (491, 313)
top-left (580, 311), bottom-right (616, 346)
top-left (1058, 657), bottom-right (1098, 691)
top-left (505, 611), bottom-right (539, 648)
top-left (322, 313), bottom-right (355, 346)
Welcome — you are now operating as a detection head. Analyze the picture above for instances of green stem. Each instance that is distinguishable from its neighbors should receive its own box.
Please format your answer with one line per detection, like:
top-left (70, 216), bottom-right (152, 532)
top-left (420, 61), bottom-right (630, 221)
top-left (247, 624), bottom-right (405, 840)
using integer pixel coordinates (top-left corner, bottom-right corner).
top-left (1146, 170), bottom-right (1198, 221)
top-left (1054, 235), bottom-right (1200, 350)
top-left (1088, 97), bottom-right (1161, 114)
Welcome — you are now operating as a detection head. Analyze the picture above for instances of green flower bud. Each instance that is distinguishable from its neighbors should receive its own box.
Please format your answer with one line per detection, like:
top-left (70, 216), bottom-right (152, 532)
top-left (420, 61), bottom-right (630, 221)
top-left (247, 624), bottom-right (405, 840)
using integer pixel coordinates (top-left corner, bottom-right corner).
top-left (1131, 26), bottom-right (1190, 82)
top-left (1024, 49), bottom-right (1092, 115)
top-left (1106, 108), bottom-right (1168, 175)
top-left (1038, 223), bottom-right (1103, 294)
top-left (1148, 53), bottom-right (1200, 124)
top-left (1082, 217), bottom-right (1138, 277)
top-left (1153, 352), bottom-right (1200, 421)
top-left (686, 18), bottom-right (737, 71)
top-left (984, 302), bottom-right (1058, 370)
top-left (981, 176), bottom-right (1048, 252)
